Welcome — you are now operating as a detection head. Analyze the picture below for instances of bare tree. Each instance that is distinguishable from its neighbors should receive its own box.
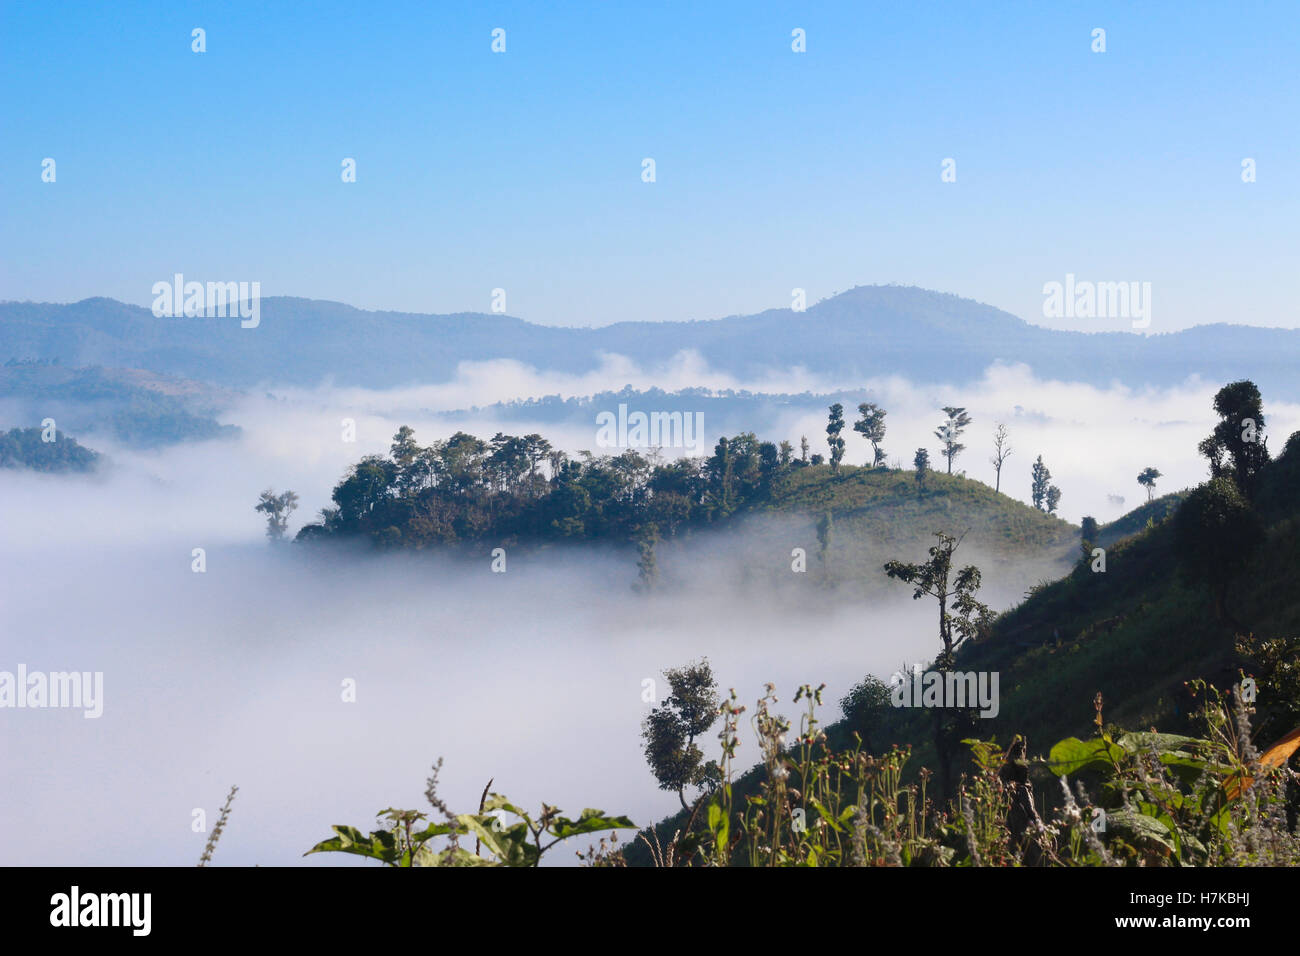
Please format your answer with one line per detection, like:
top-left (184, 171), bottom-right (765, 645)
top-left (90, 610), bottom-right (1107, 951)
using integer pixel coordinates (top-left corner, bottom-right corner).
top-left (990, 423), bottom-right (1012, 493)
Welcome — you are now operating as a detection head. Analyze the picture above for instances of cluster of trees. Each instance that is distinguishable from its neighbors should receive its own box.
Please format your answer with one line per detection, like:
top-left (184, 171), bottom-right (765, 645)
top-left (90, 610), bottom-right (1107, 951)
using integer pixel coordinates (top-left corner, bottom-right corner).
top-left (820, 401), bottom-right (1065, 513)
top-left (1175, 381), bottom-right (1273, 625)
top-left (0, 426), bottom-right (98, 472)
top-left (295, 426), bottom-right (805, 550)
top-left (294, 400), bottom-right (1092, 554)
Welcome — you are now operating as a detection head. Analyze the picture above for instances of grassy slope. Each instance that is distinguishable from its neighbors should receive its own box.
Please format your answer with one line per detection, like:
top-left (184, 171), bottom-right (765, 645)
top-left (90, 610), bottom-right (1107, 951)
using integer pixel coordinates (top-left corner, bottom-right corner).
top-left (720, 464), bottom-right (1079, 600)
top-left (627, 446), bottom-right (1300, 864)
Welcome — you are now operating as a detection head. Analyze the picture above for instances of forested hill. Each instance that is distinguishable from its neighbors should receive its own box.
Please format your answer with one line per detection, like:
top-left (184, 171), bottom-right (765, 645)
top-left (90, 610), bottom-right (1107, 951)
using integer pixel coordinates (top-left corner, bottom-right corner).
top-left (0, 426), bottom-right (100, 472)
top-left (628, 382), bottom-right (1300, 864)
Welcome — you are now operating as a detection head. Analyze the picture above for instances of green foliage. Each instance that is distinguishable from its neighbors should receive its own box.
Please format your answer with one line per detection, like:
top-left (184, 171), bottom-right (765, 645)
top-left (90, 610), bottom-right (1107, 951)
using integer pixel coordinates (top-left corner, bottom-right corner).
top-left (1174, 476), bottom-right (1264, 621)
top-left (1198, 380), bottom-right (1270, 499)
top-left (0, 426), bottom-right (99, 472)
top-left (1137, 466), bottom-right (1162, 501)
top-left (1030, 455), bottom-right (1051, 510)
top-left (853, 402), bottom-right (887, 467)
top-left (305, 764), bottom-right (635, 867)
top-left (839, 675), bottom-right (892, 751)
top-left (633, 522), bottom-right (660, 592)
top-left (913, 447), bottom-right (929, 492)
top-left (254, 488), bottom-right (299, 541)
top-left (636, 681), bottom-right (1299, 867)
top-left (826, 403), bottom-right (846, 472)
top-left (642, 660), bottom-right (721, 808)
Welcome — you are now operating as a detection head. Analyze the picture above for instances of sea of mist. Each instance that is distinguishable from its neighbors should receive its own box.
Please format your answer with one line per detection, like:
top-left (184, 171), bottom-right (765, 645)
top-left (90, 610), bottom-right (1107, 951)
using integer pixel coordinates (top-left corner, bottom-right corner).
top-left (2, 360), bottom-right (1296, 866)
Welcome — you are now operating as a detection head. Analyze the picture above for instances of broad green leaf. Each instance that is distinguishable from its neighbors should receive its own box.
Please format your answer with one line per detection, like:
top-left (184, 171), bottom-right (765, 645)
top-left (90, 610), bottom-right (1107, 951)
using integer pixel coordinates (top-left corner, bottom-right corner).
top-left (547, 808), bottom-right (637, 839)
top-left (1046, 737), bottom-right (1125, 777)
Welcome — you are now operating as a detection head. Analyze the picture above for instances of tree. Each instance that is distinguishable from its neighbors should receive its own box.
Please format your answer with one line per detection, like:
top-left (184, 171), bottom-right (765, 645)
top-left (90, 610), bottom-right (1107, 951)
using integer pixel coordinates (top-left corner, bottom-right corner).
top-left (990, 423), bottom-right (1012, 493)
top-left (934, 407), bottom-right (972, 474)
top-left (1080, 516), bottom-right (1099, 561)
top-left (914, 447), bottom-right (930, 492)
top-left (1198, 380), bottom-right (1269, 500)
top-left (1030, 456), bottom-right (1051, 510)
top-left (826, 404), bottom-right (846, 472)
top-left (884, 532), bottom-right (992, 800)
top-left (1045, 484), bottom-right (1061, 515)
top-left (255, 488), bottom-right (299, 541)
top-left (816, 510), bottom-right (833, 584)
top-left (839, 675), bottom-right (892, 753)
top-left (853, 402), bottom-right (887, 468)
top-left (799, 435), bottom-right (809, 464)
top-left (641, 660), bottom-right (720, 810)
top-left (389, 426), bottom-right (421, 493)
top-left (1137, 467), bottom-right (1162, 502)
top-left (1174, 477), bottom-right (1264, 627)
top-left (633, 523), bottom-right (660, 592)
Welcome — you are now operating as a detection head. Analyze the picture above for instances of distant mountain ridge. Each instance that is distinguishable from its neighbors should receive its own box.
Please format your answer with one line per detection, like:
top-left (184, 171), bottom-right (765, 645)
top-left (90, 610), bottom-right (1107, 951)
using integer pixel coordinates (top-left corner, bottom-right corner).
top-left (3, 286), bottom-right (1297, 399)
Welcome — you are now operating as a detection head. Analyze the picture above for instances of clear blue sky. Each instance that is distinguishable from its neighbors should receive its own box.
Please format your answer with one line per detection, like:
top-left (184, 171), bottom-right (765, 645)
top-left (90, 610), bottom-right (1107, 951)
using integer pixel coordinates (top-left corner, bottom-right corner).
top-left (2, 1), bottom-right (1297, 331)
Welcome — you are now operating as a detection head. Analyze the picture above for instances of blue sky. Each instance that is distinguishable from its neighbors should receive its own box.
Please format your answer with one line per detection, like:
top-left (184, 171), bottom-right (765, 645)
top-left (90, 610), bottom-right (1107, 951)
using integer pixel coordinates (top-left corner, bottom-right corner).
top-left (2, 0), bottom-right (1297, 330)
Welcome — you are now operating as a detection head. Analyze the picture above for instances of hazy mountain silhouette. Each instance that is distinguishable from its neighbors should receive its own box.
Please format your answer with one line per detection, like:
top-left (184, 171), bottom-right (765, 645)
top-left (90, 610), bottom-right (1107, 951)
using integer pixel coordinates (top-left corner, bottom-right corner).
top-left (3, 286), bottom-right (1296, 397)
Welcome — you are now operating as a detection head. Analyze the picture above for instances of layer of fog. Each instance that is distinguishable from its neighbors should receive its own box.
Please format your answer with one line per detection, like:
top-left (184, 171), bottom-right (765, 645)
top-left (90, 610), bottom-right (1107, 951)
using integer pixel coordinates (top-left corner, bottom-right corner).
top-left (3, 359), bottom-right (1296, 866)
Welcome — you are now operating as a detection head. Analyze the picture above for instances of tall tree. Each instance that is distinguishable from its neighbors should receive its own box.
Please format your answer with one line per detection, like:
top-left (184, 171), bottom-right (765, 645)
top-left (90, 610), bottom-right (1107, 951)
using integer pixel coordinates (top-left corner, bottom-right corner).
top-left (826, 404), bottom-right (846, 472)
top-left (1198, 380), bottom-right (1269, 500)
top-left (884, 532), bottom-right (992, 800)
top-left (934, 407), bottom-right (973, 474)
top-left (1046, 484), bottom-right (1061, 515)
top-left (633, 523), bottom-right (660, 592)
top-left (816, 510), bottom-right (834, 585)
top-left (990, 423), bottom-right (1012, 493)
top-left (1080, 516), bottom-right (1099, 556)
top-left (853, 402), bottom-right (888, 468)
top-left (914, 447), bottom-right (930, 493)
top-left (641, 660), bottom-right (720, 810)
top-left (1031, 456), bottom-right (1051, 510)
top-left (255, 488), bottom-right (299, 541)
top-left (1175, 477), bottom-right (1264, 626)
top-left (1136, 467), bottom-right (1162, 502)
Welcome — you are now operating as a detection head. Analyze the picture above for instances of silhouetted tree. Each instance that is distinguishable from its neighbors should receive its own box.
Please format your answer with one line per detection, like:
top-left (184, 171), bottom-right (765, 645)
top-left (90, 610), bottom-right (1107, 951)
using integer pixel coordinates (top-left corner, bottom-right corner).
top-left (854, 402), bottom-right (887, 468)
top-left (1137, 467), bottom-right (1162, 502)
top-left (1198, 380), bottom-right (1270, 500)
top-left (826, 404), bottom-right (846, 472)
top-left (1031, 456), bottom-right (1051, 510)
top-left (840, 675), bottom-right (892, 753)
top-left (1175, 476), bottom-right (1264, 627)
top-left (817, 510), bottom-right (833, 584)
top-left (634, 523), bottom-right (660, 592)
top-left (641, 660), bottom-right (720, 810)
top-left (884, 532), bottom-right (992, 800)
top-left (255, 488), bottom-right (299, 541)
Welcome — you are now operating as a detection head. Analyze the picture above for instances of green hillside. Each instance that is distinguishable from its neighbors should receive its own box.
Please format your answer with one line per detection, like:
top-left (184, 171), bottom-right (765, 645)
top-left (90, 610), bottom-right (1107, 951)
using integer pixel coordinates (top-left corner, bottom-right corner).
top-left (0, 361), bottom-right (239, 448)
top-left (691, 463), bottom-right (1079, 601)
top-left (628, 406), bottom-right (1300, 865)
